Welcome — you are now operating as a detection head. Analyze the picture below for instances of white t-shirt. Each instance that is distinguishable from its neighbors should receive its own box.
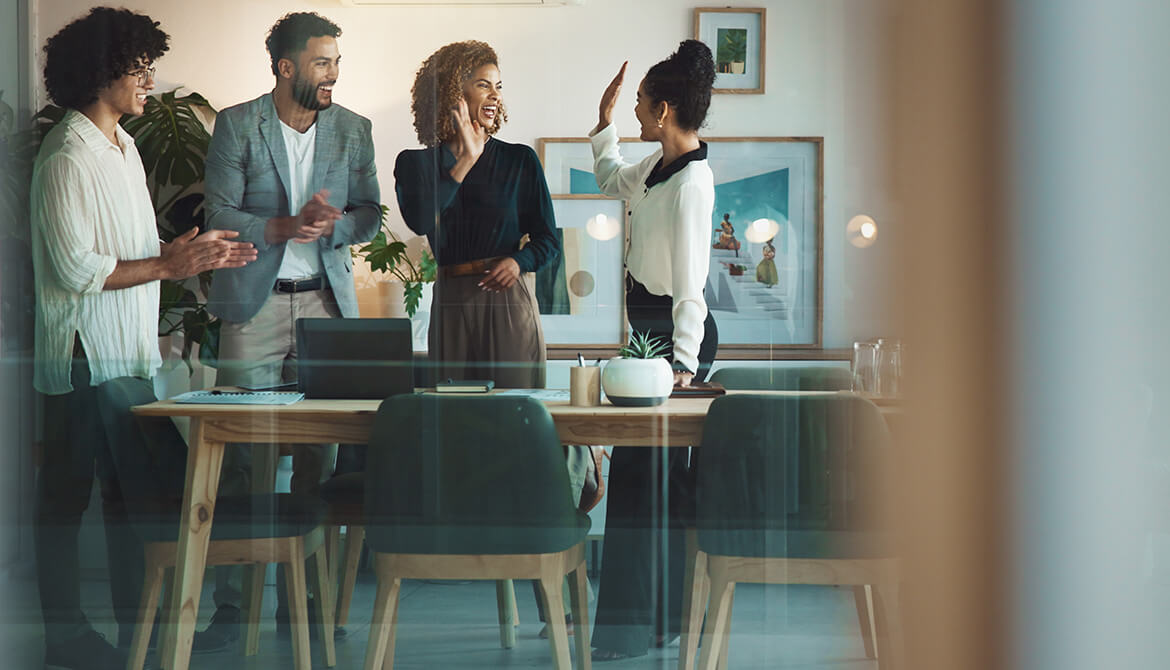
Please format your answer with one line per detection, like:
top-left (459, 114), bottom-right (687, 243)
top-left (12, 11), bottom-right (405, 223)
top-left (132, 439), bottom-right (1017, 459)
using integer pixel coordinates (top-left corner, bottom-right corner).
top-left (276, 120), bottom-right (323, 279)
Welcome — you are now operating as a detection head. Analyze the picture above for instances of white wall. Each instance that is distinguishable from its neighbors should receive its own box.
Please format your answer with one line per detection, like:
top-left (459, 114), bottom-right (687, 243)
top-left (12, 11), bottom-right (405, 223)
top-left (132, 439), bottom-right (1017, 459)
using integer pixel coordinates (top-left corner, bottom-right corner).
top-left (31, 0), bottom-right (895, 348)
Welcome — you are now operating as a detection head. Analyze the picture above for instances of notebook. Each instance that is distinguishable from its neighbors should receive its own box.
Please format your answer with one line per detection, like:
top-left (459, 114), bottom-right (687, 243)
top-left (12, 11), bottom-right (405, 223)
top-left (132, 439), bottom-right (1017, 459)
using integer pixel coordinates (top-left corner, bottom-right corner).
top-left (172, 390), bottom-right (304, 405)
top-left (296, 318), bottom-right (415, 400)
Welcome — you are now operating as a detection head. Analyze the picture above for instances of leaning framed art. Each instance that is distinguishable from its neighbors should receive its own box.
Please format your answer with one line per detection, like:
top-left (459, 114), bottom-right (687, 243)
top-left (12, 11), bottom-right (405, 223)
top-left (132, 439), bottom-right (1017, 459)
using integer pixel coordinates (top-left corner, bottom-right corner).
top-left (536, 136), bottom-right (824, 354)
top-left (694, 7), bottom-right (767, 94)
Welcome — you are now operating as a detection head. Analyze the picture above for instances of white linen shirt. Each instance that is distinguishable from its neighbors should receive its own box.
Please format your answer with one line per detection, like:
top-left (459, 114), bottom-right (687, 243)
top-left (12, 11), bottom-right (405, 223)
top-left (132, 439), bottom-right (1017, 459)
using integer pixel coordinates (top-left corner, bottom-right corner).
top-left (31, 110), bottom-right (162, 395)
top-left (275, 119), bottom-right (322, 279)
top-left (590, 123), bottom-right (715, 373)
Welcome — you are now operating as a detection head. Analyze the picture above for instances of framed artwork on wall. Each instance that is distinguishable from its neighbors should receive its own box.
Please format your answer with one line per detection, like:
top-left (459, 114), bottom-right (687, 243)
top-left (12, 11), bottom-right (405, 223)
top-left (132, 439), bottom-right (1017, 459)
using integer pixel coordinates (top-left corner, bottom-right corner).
top-left (536, 136), bottom-right (824, 354)
top-left (534, 197), bottom-right (628, 349)
top-left (694, 7), bottom-right (766, 94)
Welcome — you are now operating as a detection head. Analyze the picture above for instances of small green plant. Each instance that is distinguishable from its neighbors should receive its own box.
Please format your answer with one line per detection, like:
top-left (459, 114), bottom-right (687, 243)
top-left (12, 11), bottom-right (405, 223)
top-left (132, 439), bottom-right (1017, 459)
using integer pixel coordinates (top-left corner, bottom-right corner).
top-left (355, 205), bottom-right (437, 317)
top-left (717, 28), bottom-right (748, 66)
top-left (619, 330), bottom-right (670, 359)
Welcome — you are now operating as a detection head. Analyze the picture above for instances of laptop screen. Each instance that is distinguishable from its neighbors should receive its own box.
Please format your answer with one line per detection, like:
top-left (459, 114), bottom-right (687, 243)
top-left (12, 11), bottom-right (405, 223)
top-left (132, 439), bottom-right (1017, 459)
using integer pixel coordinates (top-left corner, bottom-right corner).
top-left (295, 318), bottom-right (415, 400)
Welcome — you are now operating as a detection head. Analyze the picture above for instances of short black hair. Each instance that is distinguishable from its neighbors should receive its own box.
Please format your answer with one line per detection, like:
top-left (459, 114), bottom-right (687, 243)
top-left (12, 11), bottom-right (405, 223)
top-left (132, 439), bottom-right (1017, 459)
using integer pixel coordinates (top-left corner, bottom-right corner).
top-left (265, 12), bottom-right (342, 77)
top-left (42, 7), bottom-right (169, 110)
top-left (644, 40), bottom-right (716, 132)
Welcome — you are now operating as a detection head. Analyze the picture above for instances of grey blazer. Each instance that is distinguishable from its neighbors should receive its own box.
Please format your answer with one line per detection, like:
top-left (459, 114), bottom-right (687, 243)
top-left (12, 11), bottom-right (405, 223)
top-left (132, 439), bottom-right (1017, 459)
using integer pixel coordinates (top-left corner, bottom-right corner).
top-left (205, 93), bottom-right (380, 324)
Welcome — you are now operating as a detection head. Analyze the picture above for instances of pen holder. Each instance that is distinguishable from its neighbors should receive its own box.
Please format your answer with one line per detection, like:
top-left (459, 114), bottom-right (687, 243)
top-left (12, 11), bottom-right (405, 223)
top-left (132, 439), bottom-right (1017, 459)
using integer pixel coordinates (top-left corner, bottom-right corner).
top-left (570, 366), bottom-right (601, 407)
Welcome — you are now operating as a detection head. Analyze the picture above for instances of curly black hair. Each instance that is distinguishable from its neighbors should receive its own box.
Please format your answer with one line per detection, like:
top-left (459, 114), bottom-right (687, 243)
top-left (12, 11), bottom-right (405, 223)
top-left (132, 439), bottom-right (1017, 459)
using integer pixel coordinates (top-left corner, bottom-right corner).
top-left (266, 12), bottom-right (342, 77)
top-left (410, 41), bottom-right (506, 147)
top-left (644, 40), bottom-right (716, 132)
top-left (42, 7), bottom-right (169, 110)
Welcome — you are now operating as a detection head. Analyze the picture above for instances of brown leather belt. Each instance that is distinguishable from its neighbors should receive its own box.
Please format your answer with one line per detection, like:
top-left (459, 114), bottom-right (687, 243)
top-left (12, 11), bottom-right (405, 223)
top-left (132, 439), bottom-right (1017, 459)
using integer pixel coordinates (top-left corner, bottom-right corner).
top-left (439, 256), bottom-right (503, 279)
top-left (274, 276), bottom-right (328, 293)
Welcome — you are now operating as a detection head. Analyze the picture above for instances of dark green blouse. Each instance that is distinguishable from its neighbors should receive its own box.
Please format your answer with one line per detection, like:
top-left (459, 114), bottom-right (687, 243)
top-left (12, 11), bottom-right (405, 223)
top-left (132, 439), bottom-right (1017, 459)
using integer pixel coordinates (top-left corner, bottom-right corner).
top-left (394, 138), bottom-right (560, 273)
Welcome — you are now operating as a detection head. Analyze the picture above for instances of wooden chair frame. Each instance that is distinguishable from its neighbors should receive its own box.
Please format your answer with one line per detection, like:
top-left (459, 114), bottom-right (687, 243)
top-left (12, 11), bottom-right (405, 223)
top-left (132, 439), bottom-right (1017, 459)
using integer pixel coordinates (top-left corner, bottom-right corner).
top-left (129, 526), bottom-right (336, 670)
top-left (363, 543), bottom-right (591, 670)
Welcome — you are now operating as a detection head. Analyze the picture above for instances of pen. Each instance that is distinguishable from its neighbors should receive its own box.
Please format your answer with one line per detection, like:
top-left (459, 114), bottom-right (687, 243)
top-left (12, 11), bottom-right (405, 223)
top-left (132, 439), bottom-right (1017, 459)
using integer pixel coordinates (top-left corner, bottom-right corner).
top-left (577, 353), bottom-right (585, 367)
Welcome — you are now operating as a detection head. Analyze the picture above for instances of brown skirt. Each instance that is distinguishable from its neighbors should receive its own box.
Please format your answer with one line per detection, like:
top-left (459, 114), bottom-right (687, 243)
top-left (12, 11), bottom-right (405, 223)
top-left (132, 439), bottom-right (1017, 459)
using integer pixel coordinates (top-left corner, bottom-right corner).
top-left (427, 274), bottom-right (546, 389)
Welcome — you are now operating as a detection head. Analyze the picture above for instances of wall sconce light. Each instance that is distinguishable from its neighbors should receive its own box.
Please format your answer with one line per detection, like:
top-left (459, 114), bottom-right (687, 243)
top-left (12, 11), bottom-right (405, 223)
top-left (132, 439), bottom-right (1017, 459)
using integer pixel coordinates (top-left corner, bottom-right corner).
top-left (586, 212), bottom-right (620, 241)
top-left (744, 218), bottom-right (780, 244)
top-left (847, 214), bottom-right (878, 248)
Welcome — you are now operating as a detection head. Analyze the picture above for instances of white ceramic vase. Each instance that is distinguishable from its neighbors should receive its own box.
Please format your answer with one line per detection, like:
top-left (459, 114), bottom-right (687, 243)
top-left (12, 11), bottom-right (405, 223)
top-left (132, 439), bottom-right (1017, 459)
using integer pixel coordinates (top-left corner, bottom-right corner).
top-left (601, 357), bottom-right (674, 407)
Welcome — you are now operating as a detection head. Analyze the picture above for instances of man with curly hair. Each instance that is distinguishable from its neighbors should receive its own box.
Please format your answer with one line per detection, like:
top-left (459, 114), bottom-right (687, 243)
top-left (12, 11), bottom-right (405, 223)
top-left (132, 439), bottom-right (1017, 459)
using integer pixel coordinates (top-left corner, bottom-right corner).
top-left (31, 7), bottom-right (256, 669)
top-left (199, 11), bottom-right (380, 647)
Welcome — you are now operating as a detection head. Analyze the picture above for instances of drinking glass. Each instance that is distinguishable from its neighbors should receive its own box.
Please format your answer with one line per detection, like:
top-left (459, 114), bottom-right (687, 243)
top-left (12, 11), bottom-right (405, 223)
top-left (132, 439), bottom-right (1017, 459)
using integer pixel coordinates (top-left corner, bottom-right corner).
top-left (851, 341), bottom-right (878, 392)
top-left (875, 338), bottom-right (903, 397)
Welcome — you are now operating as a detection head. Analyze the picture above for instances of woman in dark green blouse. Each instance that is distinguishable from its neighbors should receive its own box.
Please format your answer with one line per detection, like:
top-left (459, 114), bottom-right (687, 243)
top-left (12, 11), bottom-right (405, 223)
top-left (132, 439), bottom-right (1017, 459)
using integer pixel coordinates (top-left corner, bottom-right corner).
top-left (395, 40), bottom-right (560, 388)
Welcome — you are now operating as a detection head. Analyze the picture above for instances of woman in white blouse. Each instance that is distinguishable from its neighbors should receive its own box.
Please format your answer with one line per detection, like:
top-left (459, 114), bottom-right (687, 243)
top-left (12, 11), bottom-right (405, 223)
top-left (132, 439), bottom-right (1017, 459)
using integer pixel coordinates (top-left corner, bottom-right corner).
top-left (588, 40), bottom-right (718, 661)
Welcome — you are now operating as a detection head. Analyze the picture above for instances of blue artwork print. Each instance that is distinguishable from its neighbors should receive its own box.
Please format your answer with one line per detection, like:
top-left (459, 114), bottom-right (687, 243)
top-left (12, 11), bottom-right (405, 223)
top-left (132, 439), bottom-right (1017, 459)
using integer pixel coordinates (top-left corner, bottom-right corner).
top-left (705, 168), bottom-right (797, 333)
top-left (569, 168), bottom-right (602, 195)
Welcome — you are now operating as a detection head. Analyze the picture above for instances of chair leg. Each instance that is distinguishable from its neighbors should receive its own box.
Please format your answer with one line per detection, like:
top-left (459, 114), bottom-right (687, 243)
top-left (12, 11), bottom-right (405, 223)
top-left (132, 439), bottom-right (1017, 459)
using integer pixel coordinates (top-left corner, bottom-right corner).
top-left (283, 540), bottom-right (312, 670)
top-left (872, 581), bottom-right (904, 670)
top-left (679, 531), bottom-right (708, 670)
top-left (696, 560), bottom-right (735, 670)
top-left (336, 525), bottom-right (365, 626)
top-left (326, 525), bottom-right (341, 592)
top-left (718, 587), bottom-right (734, 670)
top-left (495, 580), bottom-right (517, 649)
top-left (568, 560), bottom-right (593, 670)
top-left (537, 567), bottom-right (572, 670)
top-left (308, 543), bottom-right (337, 667)
top-left (157, 566), bottom-right (176, 666)
top-left (363, 555), bottom-right (402, 670)
top-left (854, 584), bottom-right (878, 659)
top-left (128, 561), bottom-right (165, 670)
top-left (241, 563), bottom-right (266, 656)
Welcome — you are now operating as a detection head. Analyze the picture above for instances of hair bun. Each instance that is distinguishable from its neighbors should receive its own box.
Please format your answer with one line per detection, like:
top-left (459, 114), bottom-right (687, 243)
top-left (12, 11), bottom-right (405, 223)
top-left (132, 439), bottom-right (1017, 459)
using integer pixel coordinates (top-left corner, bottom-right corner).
top-left (675, 39), bottom-right (715, 87)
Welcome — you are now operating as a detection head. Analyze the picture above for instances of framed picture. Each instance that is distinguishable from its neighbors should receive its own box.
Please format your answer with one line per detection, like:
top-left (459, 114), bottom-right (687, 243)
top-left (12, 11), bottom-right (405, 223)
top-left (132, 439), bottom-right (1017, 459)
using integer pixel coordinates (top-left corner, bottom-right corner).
top-left (537, 136), bottom-right (824, 353)
top-left (534, 197), bottom-right (628, 349)
top-left (694, 7), bottom-right (766, 94)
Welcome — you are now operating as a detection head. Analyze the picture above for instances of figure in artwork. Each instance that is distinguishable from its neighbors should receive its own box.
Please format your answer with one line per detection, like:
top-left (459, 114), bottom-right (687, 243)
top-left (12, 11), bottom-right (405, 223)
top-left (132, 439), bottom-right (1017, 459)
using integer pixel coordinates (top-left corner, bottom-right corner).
top-left (756, 238), bottom-right (779, 287)
top-left (712, 213), bottom-right (741, 255)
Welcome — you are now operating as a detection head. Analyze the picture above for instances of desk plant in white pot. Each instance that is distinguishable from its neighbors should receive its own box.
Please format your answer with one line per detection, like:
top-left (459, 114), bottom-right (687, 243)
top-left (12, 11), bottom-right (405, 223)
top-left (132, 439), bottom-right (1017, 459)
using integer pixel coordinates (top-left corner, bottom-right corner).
top-left (602, 331), bottom-right (675, 407)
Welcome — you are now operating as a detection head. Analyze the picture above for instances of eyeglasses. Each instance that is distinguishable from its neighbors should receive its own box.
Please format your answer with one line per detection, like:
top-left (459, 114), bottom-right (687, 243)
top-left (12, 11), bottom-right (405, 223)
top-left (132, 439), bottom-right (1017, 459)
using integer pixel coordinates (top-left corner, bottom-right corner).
top-left (127, 67), bottom-right (156, 86)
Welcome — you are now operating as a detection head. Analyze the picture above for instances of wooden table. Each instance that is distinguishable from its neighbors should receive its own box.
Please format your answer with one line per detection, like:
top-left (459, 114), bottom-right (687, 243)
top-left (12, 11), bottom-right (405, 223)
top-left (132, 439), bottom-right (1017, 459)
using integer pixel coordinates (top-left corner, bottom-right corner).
top-left (132, 390), bottom-right (897, 670)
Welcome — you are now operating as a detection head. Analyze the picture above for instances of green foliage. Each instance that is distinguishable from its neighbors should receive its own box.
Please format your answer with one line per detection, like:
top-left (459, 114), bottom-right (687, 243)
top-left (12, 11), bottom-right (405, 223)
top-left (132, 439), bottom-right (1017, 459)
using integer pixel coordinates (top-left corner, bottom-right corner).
top-left (355, 205), bottom-right (436, 317)
top-left (619, 330), bottom-right (671, 359)
top-left (0, 99), bottom-right (65, 243)
top-left (717, 28), bottom-right (748, 64)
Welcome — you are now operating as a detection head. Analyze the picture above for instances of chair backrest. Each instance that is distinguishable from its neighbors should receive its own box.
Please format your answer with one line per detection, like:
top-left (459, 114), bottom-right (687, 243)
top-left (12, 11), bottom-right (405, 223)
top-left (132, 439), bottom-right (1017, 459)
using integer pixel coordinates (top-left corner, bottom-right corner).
top-left (710, 365), bottom-right (852, 392)
top-left (364, 394), bottom-right (588, 555)
top-left (695, 394), bottom-right (892, 559)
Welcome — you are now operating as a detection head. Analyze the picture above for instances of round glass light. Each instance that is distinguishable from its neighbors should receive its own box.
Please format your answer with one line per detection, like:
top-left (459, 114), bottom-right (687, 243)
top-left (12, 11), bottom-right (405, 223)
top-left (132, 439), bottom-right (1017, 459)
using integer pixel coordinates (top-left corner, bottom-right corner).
top-left (586, 213), bottom-right (620, 241)
top-left (744, 218), bottom-right (780, 244)
top-left (847, 215), bottom-right (879, 248)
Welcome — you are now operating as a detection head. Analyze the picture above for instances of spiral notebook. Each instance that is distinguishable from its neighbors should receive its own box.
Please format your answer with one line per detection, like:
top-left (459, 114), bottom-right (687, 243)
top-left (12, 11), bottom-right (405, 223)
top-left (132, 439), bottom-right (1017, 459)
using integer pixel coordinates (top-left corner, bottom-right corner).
top-left (172, 390), bottom-right (305, 405)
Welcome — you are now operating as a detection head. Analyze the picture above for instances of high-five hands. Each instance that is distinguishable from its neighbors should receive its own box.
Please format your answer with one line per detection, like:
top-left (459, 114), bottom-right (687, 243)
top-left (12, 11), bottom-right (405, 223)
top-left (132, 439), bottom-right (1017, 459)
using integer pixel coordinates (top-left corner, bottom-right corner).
top-left (160, 227), bottom-right (257, 279)
top-left (592, 61), bottom-right (628, 135)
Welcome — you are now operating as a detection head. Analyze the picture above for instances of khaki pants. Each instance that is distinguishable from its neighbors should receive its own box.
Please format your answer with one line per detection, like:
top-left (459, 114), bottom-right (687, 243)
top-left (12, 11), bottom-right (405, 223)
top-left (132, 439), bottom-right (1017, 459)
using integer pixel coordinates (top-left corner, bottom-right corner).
top-left (212, 287), bottom-right (340, 609)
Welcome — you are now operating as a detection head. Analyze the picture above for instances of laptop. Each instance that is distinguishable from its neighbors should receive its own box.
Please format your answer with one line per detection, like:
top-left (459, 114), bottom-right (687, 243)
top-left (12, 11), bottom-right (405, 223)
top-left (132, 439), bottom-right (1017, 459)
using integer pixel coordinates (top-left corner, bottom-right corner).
top-left (296, 318), bottom-right (415, 400)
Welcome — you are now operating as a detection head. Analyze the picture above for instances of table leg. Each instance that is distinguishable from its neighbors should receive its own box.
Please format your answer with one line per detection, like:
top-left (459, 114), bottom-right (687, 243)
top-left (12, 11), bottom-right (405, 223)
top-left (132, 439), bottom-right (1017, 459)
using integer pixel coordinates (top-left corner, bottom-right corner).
top-left (162, 418), bottom-right (224, 670)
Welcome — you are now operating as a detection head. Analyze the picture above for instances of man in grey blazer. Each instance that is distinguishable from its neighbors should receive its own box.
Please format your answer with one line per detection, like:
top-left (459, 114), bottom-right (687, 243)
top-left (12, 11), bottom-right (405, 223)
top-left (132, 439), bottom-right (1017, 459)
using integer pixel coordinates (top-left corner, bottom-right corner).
top-left (198, 11), bottom-right (379, 648)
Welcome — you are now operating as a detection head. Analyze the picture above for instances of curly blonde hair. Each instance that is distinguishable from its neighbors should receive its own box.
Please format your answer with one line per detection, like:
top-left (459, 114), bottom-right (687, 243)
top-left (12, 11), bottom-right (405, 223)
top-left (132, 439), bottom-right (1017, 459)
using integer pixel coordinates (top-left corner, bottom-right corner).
top-left (411, 41), bottom-right (508, 147)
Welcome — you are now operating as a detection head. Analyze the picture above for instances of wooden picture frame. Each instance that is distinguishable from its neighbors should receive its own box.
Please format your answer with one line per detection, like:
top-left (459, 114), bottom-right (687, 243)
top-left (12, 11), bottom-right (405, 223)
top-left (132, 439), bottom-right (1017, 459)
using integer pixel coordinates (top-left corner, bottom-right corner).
top-left (535, 197), bottom-right (629, 352)
top-left (536, 136), bottom-right (824, 357)
top-left (694, 7), bottom-right (767, 94)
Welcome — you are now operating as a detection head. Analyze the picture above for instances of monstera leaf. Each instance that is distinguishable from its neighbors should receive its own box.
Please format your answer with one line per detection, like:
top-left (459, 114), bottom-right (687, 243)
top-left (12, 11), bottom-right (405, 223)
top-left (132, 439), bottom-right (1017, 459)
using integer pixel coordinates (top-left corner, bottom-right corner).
top-left (121, 90), bottom-right (215, 216)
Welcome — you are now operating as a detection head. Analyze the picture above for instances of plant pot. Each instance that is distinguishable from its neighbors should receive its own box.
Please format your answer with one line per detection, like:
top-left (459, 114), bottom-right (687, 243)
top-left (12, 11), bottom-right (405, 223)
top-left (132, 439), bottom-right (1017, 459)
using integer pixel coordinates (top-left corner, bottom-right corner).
top-left (601, 357), bottom-right (673, 407)
top-left (730, 62), bottom-right (746, 75)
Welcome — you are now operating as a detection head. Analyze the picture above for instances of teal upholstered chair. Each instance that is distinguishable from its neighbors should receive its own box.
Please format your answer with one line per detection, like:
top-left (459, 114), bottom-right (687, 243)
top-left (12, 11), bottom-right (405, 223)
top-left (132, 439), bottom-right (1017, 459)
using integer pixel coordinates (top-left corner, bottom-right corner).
top-left (679, 394), bottom-right (901, 670)
top-left (362, 394), bottom-right (592, 670)
top-left (709, 365), bottom-right (853, 393)
top-left (95, 377), bottom-right (336, 670)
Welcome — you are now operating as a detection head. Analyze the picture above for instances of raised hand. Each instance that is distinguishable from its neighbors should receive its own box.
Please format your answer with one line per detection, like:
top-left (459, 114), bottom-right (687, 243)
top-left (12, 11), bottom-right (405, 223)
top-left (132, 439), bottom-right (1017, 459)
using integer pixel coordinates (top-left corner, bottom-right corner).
top-left (597, 61), bottom-right (628, 130)
top-left (160, 228), bottom-right (257, 279)
top-left (451, 97), bottom-right (488, 163)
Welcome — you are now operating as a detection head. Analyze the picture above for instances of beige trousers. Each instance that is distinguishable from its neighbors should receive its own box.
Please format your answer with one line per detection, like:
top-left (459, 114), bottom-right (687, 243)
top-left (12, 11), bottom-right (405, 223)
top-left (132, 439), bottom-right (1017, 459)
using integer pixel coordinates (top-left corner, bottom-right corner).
top-left (212, 287), bottom-right (340, 608)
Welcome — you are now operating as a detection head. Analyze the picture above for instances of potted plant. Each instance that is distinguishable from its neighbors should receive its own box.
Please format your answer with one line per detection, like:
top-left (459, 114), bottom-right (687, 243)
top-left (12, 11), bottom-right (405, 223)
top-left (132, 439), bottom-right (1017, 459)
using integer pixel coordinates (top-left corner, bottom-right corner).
top-left (601, 330), bottom-right (675, 407)
top-left (355, 209), bottom-right (437, 347)
top-left (717, 29), bottom-right (749, 75)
